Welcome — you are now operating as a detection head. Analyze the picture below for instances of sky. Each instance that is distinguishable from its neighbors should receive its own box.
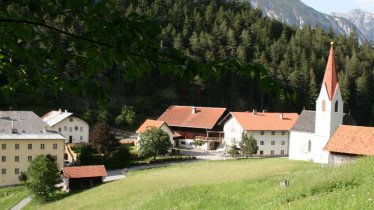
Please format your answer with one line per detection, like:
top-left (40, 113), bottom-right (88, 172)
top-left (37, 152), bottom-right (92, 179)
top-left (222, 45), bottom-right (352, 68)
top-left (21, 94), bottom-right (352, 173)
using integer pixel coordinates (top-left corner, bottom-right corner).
top-left (301, 0), bottom-right (374, 14)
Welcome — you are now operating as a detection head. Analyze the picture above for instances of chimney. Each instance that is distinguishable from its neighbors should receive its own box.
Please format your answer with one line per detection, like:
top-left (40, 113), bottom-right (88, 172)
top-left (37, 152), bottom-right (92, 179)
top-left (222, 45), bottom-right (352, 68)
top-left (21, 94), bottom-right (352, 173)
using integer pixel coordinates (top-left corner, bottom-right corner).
top-left (262, 110), bottom-right (267, 113)
top-left (11, 120), bottom-right (17, 134)
top-left (192, 106), bottom-right (197, 114)
top-left (59, 108), bottom-right (62, 114)
top-left (252, 109), bottom-right (257, 115)
top-left (280, 113), bottom-right (284, 120)
top-left (65, 109), bottom-right (68, 113)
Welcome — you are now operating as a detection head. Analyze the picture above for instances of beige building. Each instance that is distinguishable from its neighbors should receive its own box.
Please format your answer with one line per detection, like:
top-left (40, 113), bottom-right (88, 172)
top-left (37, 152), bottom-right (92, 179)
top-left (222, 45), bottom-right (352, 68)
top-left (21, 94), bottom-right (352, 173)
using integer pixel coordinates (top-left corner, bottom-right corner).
top-left (0, 111), bottom-right (65, 187)
top-left (42, 109), bottom-right (89, 144)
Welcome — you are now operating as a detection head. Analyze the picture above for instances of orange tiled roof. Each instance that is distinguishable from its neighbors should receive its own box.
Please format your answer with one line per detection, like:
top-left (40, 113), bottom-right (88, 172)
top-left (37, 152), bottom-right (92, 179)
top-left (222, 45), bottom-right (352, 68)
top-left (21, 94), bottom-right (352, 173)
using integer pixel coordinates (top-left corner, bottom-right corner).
top-left (322, 44), bottom-right (339, 100)
top-left (158, 106), bottom-right (226, 129)
top-left (324, 125), bottom-right (374, 155)
top-left (231, 112), bottom-right (299, 131)
top-left (136, 119), bottom-right (166, 133)
top-left (63, 165), bottom-right (107, 179)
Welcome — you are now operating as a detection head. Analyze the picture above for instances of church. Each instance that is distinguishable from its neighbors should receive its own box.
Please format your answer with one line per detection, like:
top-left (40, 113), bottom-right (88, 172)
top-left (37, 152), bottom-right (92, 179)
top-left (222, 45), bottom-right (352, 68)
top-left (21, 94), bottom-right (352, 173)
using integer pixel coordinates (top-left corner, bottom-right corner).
top-left (288, 43), bottom-right (353, 164)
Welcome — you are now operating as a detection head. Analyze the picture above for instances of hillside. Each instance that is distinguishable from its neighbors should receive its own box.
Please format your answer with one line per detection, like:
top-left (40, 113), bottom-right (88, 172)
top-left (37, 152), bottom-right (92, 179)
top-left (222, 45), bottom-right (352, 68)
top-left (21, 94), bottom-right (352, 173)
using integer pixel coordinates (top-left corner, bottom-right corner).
top-left (2, 0), bottom-right (374, 126)
top-left (23, 158), bottom-right (374, 209)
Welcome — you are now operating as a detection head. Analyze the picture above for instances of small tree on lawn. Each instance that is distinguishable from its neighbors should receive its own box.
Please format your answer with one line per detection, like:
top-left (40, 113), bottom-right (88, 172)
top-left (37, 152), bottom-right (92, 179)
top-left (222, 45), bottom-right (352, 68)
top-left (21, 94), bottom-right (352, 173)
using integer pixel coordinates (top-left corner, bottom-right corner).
top-left (239, 132), bottom-right (259, 158)
top-left (227, 141), bottom-right (240, 158)
top-left (138, 127), bottom-right (172, 160)
top-left (25, 155), bottom-right (61, 201)
top-left (90, 122), bottom-right (120, 157)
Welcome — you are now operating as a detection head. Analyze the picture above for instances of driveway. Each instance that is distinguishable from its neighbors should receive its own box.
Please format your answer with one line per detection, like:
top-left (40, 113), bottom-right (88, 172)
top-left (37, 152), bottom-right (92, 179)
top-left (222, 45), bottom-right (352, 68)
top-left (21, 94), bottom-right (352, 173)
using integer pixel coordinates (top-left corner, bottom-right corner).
top-left (179, 148), bottom-right (230, 161)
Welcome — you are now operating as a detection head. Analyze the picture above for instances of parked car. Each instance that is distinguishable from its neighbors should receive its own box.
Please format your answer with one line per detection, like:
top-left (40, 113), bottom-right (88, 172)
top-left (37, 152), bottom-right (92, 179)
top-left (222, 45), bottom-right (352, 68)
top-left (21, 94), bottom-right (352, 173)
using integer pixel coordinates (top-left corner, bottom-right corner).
top-left (64, 160), bottom-right (72, 167)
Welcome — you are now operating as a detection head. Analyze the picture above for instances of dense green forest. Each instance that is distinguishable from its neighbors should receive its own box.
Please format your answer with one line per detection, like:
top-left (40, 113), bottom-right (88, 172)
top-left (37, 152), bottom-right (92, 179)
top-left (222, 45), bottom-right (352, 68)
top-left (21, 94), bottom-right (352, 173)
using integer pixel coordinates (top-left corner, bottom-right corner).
top-left (2, 0), bottom-right (374, 126)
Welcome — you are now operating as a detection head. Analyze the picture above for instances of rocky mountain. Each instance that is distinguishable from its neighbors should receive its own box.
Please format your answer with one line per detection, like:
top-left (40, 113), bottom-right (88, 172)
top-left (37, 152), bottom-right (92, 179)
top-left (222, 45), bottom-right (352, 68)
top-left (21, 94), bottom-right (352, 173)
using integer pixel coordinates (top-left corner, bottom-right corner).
top-left (248, 0), bottom-right (373, 43)
top-left (333, 9), bottom-right (374, 42)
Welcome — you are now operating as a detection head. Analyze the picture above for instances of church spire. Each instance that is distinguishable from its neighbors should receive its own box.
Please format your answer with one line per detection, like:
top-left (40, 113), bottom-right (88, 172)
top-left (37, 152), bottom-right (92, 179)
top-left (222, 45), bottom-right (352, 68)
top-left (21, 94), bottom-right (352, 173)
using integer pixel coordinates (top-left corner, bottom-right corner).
top-left (322, 42), bottom-right (338, 100)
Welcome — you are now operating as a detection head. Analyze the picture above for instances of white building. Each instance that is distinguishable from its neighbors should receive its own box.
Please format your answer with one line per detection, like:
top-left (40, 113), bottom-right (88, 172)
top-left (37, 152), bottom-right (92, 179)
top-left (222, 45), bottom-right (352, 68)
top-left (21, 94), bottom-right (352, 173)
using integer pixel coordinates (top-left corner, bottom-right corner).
top-left (223, 111), bottom-right (299, 156)
top-left (136, 119), bottom-right (174, 147)
top-left (289, 43), bottom-right (348, 164)
top-left (42, 109), bottom-right (89, 144)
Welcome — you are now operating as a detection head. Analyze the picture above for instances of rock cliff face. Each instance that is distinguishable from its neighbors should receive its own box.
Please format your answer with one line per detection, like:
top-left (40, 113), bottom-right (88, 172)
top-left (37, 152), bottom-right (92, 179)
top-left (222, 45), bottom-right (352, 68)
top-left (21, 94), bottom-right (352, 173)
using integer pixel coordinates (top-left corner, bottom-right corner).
top-left (248, 0), bottom-right (373, 43)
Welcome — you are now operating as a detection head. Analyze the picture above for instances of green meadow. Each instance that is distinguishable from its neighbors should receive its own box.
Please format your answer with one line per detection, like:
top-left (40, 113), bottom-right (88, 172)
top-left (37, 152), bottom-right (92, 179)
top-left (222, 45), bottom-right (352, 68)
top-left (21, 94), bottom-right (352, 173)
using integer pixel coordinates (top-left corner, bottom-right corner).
top-left (4, 157), bottom-right (373, 210)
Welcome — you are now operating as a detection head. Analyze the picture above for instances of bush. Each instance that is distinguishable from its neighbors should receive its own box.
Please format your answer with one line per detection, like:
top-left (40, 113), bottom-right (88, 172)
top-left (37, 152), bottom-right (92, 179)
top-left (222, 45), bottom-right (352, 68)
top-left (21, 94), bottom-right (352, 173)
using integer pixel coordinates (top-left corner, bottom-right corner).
top-left (104, 146), bottom-right (132, 169)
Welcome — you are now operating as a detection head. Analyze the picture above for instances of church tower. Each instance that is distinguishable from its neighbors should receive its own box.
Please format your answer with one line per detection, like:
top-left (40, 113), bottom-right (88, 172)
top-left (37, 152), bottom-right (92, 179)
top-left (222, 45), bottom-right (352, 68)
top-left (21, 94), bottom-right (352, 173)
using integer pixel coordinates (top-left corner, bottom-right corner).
top-left (315, 42), bottom-right (344, 138)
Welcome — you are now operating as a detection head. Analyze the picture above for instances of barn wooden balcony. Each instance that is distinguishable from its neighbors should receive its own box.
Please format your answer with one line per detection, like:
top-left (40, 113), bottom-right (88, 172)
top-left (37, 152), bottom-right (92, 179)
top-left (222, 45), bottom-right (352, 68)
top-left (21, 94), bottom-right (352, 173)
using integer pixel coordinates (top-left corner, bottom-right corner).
top-left (194, 136), bottom-right (223, 142)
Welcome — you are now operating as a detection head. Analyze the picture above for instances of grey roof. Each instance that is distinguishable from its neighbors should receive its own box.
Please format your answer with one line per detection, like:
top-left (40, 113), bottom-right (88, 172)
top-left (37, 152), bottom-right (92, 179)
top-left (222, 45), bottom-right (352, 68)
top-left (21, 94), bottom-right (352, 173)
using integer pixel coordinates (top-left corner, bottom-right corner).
top-left (41, 110), bottom-right (73, 126)
top-left (291, 110), bottom-right (357, 133)
top-left (0, 111), bottom-right (65, 140)
top-left (291, 110), bottom-right (316, 132)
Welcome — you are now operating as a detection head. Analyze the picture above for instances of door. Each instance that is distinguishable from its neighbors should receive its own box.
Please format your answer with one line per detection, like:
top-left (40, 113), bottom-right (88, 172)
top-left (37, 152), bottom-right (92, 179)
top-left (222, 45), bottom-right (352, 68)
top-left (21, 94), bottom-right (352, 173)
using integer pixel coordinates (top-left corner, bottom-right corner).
top-left (69, 136), bottom-right (72, 143)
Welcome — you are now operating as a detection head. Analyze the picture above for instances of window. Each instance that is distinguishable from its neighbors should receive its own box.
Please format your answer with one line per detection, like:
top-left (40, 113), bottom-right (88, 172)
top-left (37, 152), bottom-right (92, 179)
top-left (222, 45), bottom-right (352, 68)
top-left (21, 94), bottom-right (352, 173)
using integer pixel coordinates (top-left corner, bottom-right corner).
top-left (308, 140), bottom-right (312, 152)
top-left (1, 156), bottom-right (6, 162)
top-left (259, 150), bottom-right (263, 155)
top-left (40, 144), bottom-right (45, 150)
top-left (322, 100), bottom-right (326, 112)
top-left (28, 144), bottom-right (32, 150)
top-left (80, 136), bottom-right (83, 140)
top-left (80, 127), bottom-right (83, 132)
top-left (75, 126), bottom-right (78, 131)
top-left (281, 150), bottom-right (285, 155)
top-left (70, 118), bottom-right (73, 122)
top-left (28, 156), bottom-right (32, 161)
top-left (335, 101), bottom-right (338, 112)
top-left (271, 131), bottom-right (275, 135)
top-left (1, 144), bottom-right (6, 150)
top-left (58, 127), bottom-right (62, 132)
top-left (15, 143), bottom-right (19, 150)
top-left (190, 142), bottom-right (193, 145)
top-left (15, 156), bottom-right (19, 162)
top-left (271, 141), bottom-right (275, 145)
top-left (53, 144), bottom-right (57, 149)
top-left (181, 141), bottom-right (186, 145)
top-left (69, 127), bottom-right (72, 132)
top-left (50, 155), bottom-right (57, 161)
top-left (271, 150), bottom-right (274, 155)
top-left (231, 126), bottom-right (235, 132)
top-left (281, 141), bottom-right (285, 145)
top-left (15, 168), bottom-right (19, 174)
top-left (260, 131), bottom-right (265, 135)
top-left (64, 126), bottom-right (67, 131)
top-left (1, 169), bottom-right (6, 174)
top-left (281, 131), bottom-right (286, 135)
top-left (260, 141), bottom-right (264, 145)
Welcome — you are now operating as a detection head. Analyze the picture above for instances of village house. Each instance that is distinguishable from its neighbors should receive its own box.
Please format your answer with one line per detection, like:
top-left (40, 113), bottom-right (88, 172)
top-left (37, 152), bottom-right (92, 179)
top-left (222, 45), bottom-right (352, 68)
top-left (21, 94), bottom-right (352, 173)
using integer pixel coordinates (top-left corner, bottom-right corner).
top-left (136, 119), bottom-right (174, 147)
top-left (288, 43), bottom-right (353, 164)
top-left (0, 111), bottom-right (65, 187)
top-left (42, 109), bottom-right (89, 144)
top-left (324, 125), bottom-right (374, 166)
top-left (158, 105), bottom-right (227, 150)
top-left (222, 111), bottom-right (299, 156)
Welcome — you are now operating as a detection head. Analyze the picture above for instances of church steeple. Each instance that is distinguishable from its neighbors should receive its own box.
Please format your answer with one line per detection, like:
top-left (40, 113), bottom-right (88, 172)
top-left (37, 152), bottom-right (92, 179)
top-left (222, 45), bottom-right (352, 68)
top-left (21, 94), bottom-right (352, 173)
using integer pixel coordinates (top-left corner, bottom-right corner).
top-left (322, 42), bottom-right (338, 100)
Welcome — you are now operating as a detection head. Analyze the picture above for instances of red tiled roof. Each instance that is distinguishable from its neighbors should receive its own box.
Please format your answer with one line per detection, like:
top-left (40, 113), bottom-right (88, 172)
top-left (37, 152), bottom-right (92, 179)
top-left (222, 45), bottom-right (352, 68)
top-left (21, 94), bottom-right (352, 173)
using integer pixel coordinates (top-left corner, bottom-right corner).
top-left (231, 112), bottom-right (299, 131)
top-left (63, 165), bottom-right (107, 179)
top-left (324, 125), bottom-right (374, 156)
top-left (136, 119), bottom-right (166, 133)
top-left (322, 44), bottom-right (339, 100)
top-left (158, 106), bottom-right (226, 129)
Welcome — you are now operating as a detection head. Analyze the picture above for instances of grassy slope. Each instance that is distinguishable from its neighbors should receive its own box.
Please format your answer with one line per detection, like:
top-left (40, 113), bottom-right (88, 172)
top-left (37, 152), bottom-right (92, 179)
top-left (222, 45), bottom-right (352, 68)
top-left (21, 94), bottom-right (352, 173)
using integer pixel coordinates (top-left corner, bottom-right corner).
top-left (25, 158), bottom-right (374, 210)
top-left (0, 186), bottom-right (29, 209)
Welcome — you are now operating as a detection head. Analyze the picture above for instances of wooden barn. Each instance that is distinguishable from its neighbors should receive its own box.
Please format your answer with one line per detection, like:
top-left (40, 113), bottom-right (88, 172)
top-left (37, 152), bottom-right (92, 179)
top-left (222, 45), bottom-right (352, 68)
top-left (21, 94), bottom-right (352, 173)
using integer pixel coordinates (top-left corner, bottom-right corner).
top-left (63, 165), bottom-right (107, 190)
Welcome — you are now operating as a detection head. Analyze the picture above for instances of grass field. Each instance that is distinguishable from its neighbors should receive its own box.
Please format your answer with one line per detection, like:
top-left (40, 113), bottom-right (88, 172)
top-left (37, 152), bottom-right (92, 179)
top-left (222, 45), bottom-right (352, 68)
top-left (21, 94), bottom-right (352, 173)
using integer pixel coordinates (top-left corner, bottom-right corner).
top-left (0, 186), bottom-right (29, 209)
top-left (20, 157), bottom-right (374, 209)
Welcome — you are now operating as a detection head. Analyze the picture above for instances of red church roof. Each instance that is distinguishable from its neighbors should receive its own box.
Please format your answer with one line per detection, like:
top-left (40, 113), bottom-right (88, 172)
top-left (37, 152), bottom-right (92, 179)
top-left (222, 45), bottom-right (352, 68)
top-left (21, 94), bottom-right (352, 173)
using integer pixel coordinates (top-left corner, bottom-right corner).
top-left (231, 112), bottom-right (299, 131)
top-left (158, 106), bottom-right (226, 129)
top-left (323, 43), bottom-right (339, 100)
top-left (63, 165), bottom-right (107, 179)
top-left (324, 125), bottom-right (374, 156)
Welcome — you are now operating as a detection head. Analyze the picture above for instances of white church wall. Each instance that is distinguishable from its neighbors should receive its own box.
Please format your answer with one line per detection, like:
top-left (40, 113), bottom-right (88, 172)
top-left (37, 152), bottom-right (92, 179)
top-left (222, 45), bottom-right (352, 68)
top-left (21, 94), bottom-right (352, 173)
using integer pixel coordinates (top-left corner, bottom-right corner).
top-left (288, 131), bottom-right (314, 161)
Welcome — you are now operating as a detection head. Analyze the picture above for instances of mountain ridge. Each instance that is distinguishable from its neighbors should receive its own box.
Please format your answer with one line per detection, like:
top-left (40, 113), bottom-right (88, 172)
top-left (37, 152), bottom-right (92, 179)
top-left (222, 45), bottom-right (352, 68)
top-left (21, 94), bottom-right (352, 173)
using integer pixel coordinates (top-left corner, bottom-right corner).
top-left (248, 0), bottom-right (373, 43)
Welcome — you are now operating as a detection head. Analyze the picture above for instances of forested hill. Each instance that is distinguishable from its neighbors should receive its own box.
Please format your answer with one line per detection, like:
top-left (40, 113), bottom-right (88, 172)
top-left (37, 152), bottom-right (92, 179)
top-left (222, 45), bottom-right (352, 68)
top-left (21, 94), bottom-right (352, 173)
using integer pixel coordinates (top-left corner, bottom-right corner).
top-left (3, 0), bottom-right (374, 126)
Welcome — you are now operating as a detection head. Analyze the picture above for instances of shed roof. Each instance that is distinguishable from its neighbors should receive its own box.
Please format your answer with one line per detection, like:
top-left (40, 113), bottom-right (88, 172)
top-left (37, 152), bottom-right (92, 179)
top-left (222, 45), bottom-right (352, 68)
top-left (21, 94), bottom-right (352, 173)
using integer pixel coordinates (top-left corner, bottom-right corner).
top-left (231, 112), bottom-right (299, 131)
top-left (324, 125), bottom-right (374, 156)
top-left (63, 165), bottom-right (107, 179)
top-left (157, 106), bottom-right (226, 129)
